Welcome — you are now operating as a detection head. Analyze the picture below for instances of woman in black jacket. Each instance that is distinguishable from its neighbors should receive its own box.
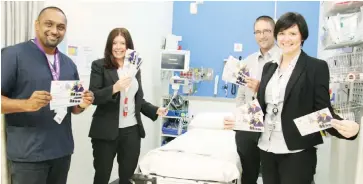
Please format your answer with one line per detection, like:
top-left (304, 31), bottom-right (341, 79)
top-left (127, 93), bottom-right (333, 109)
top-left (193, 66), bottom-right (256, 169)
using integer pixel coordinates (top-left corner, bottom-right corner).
top-left (88, 27), bottom-right (167, 184)
top-left (256, 12), bottom-right (360, 184)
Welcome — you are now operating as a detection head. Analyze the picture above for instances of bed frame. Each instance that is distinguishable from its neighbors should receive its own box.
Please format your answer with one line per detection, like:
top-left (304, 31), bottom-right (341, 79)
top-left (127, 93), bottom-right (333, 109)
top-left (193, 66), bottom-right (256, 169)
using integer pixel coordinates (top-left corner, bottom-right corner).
top-left (131, 173), bottom-right (238, 184)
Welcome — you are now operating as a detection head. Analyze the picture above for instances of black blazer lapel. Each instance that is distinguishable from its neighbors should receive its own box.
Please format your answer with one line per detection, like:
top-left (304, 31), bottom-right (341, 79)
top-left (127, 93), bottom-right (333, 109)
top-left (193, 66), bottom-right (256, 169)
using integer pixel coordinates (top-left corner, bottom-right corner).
top-left (107, 69), bottom-right (119, 83)
top-left (283, 51), bottom-right (307, 104)
top-left (259, 62), bottom-right (278, 110)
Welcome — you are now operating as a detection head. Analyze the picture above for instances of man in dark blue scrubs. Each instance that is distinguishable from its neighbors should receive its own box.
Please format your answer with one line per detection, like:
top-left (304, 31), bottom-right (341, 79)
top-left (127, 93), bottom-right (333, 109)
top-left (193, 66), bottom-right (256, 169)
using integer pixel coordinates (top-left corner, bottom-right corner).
top-left (1, 6), bottom-right (94, 184)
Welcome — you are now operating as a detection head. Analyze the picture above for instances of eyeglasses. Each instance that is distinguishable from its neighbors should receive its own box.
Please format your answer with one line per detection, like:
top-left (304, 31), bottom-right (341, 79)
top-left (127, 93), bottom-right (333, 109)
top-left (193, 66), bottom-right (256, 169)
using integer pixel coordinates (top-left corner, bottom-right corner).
top-left (254, 29), bottom-right (272, 35)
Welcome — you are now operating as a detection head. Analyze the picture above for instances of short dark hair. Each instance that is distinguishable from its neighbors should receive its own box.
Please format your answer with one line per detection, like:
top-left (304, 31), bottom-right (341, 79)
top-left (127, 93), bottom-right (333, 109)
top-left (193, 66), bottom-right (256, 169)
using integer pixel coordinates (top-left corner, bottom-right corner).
top-left (37, 6), bottom-right (67, 22)
top-left (254, 15), bottom-right (275, 29)
top-left (104, 28), bottom-right (134, 69)
top-left (274, 12), bottom-right (309, 46)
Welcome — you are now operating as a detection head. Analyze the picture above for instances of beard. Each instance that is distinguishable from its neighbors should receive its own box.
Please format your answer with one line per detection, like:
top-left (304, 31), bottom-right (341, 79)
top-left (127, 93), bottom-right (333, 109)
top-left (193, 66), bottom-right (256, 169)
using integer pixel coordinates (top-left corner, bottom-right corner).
top-left (43, 32), bottom-right (63, 48)
top-left (44, 38), bottom-right (60, 48)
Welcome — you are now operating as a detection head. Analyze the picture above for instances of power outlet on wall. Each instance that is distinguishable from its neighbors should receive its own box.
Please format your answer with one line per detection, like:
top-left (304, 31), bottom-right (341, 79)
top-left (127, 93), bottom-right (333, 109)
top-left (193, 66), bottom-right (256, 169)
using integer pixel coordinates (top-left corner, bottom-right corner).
top-left (234, 43), bottom-right (243, 52)
top-left (190, 2), bottom-right (198, 14)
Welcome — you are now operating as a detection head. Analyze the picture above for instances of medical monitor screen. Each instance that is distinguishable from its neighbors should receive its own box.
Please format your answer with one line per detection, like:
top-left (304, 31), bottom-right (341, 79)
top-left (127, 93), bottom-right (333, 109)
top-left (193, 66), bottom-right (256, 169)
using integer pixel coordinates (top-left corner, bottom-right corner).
top-left (161, 53), bottom-right (185, 70)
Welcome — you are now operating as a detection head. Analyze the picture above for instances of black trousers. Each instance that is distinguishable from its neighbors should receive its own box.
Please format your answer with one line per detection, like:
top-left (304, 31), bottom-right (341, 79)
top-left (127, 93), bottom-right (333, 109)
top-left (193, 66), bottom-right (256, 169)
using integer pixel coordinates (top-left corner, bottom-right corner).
top-left (235, 131), bottom-right (261, 184)
top-left (260, 148), bottom-right (317, 184)
top-left (10, 155), bottom-right (71, 184)
top-left (92, 125), bottom-right (141, 184)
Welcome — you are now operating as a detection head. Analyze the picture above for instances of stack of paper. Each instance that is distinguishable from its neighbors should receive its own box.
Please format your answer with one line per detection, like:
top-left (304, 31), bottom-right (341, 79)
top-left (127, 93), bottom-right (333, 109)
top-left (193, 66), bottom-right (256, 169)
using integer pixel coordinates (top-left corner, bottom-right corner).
top-left (222, 56), bottom-right (250, 86)
top-left (123, 49), bottom-right (143, 77)
top-left (50, 80), bottom-right (85, 110)
top-left (234, 99), bottom-right (264, 132)
top-left (294, 108), bottom-right (333, 136)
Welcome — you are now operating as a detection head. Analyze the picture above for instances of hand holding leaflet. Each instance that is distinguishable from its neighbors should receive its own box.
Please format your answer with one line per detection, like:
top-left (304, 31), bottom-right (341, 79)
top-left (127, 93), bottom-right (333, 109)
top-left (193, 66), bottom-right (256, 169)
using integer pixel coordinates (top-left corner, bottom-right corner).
top-left (121, 49), bottom-right (143, 118)
top-left (233, 99), bottom-right (264, 132)
top-left (222, 56), bottom-right (250, 86)
top-left (50, 80), bottom-right (86, 110)
top-left (124, 49), bottom-right (143, 78)
top-left (123, 49), bottom-right (143, 94)
top-left (294, 108), bottom-right (333, 136)
top-left (50, 80), bottom-right (87, 124)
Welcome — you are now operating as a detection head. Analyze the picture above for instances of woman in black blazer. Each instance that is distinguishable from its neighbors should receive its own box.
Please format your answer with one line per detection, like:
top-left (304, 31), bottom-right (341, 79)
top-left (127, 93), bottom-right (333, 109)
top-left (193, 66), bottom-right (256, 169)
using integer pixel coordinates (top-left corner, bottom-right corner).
top-left (88, 28), bottom-right (167, 184)
top-left (256, 12), bottom-right (360, 184)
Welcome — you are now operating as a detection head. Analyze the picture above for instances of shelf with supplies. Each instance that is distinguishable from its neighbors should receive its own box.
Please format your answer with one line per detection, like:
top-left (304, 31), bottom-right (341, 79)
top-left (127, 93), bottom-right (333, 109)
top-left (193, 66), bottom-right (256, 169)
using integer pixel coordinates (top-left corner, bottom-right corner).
top-left (326, 50), bottom-right (363, 83)
top-left (325, 41), bottom-right (363, 50)
top-left (322, 1), bottom-right (363, 17)
top-left (320, 1), bottom-right (363, 125)
top-left (325, 46), bottom-right (363, 123)
top-left (161, 134), bottom-right (178, 138)
top-left (160, 95), bottom-right (190, 146)
top-left (321, 2), bottom-right (363, 50)
top-left (332, 101), bottom-right (363, 122)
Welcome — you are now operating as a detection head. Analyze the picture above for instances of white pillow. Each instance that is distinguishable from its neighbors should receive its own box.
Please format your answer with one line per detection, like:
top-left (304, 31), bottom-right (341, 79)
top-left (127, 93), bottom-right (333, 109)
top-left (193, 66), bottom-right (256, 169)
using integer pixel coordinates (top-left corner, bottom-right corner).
top-left (188, 112), bottom-right (234, 130)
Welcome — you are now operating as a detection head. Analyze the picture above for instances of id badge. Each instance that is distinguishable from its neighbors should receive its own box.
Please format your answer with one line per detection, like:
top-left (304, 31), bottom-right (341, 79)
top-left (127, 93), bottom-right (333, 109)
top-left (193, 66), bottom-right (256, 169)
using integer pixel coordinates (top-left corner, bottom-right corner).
top-left (123, 105), bottom-right (128, 117)
top-left (54, 107), bottom-right (67, 124)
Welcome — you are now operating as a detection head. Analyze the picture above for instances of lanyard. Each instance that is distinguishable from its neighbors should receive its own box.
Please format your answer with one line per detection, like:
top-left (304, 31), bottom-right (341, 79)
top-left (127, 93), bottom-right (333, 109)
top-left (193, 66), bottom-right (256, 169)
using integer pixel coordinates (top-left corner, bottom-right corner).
top-left (123, 97), bottom-right (129, 117)
top-left (268, 61), bottom-right (295, 128)
top-left (34, 38), bottom-right (60, 80)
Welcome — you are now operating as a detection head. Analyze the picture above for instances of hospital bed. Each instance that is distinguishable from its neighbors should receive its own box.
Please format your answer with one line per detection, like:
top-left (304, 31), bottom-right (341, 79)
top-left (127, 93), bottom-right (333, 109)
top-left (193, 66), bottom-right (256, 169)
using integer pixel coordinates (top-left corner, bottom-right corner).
top-left (133, 112), bottom-right (242, 184)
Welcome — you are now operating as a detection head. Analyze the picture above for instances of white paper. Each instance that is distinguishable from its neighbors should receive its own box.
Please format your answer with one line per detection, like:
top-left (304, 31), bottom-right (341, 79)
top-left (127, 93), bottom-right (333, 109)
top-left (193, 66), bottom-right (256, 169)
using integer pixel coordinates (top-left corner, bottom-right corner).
top-left (67, 44), bottom-right (96, 75)
top-left (123, 49), bottom-right (143, 77)
top-left (121, 49), bottom-right (144, 93)
top-left (233, 99), bottom-right (264, 132)
top-left (50, 80), bottom-right (85, 110)
top-left (54, 108), bottom-right (68, 124)
top-left (55, 107), bottom-right (67, 114)
top-left (294, 108), bottom-right (333, 136)
top-left (222, 56), bottom-right (250, 86)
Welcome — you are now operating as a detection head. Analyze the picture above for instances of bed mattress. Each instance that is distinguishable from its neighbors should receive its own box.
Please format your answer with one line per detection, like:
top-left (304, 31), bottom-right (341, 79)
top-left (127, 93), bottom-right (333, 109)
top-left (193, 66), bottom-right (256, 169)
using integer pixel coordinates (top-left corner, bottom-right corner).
top-left (139, 129), bottom-right (241, 183)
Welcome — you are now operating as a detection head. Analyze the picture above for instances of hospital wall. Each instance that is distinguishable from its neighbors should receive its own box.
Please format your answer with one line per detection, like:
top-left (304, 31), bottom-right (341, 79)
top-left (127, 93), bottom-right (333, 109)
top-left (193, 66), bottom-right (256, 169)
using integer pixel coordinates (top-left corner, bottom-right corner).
top-left (171, 1), bottom-right (320, 98)
top-left (43, 1), bottom-right (173, 184)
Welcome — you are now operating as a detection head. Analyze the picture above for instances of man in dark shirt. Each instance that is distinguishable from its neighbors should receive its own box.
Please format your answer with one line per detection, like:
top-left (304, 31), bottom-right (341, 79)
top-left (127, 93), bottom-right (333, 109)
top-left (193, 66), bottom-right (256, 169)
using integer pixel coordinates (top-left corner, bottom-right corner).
top-left (1, 6), bottom-right (94, 184)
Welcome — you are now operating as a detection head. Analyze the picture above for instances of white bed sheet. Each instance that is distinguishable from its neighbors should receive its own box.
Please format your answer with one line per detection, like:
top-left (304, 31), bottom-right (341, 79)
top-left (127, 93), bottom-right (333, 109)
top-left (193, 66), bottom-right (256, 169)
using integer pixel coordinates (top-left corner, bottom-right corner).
top-left (139, 129), bottom-right (241, 183)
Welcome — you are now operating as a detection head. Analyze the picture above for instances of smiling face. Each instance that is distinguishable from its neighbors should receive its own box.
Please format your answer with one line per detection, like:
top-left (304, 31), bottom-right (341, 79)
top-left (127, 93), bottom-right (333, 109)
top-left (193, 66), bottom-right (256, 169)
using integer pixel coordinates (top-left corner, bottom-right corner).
top-left (276, 24), bottom-right (302, 55)
top-left (112, 35), bottom-right (127, 61)
top-left (35, 8), bottom-right (67, 48)
top-left (104, 28), bottom-right (134, 68)
top-left (254, 20), bottom-right (275, 52)
top-left (274, 12), bottom-right (309, 56)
